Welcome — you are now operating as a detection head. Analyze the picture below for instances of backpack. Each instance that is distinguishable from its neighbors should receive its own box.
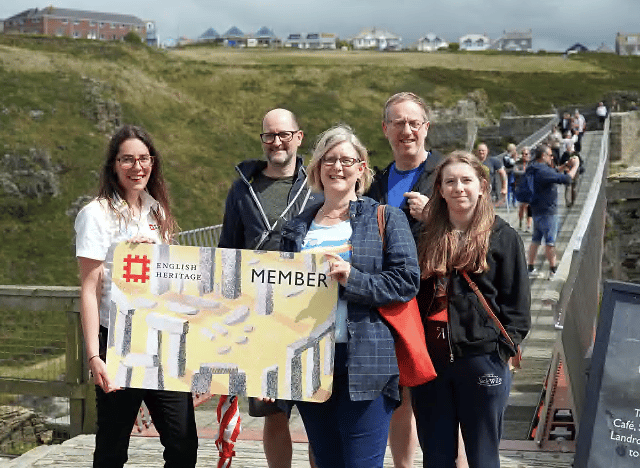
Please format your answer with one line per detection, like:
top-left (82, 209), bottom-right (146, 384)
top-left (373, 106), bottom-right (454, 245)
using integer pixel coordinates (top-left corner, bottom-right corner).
top-left (515, 167), bottom-right (535, 203)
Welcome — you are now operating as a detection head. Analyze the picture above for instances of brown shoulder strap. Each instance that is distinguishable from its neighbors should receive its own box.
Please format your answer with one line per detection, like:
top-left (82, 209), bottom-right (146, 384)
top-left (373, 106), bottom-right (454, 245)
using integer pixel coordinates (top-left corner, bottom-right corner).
top-left (376, 204), bottom-right (387, 250)
top-left (461, 270), bottom-right (515, 348)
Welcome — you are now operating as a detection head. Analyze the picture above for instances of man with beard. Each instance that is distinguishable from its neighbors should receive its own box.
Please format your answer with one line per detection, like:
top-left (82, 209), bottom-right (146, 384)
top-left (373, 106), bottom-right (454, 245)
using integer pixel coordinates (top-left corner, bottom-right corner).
top-left (218, 108), bottom-right (321, 467)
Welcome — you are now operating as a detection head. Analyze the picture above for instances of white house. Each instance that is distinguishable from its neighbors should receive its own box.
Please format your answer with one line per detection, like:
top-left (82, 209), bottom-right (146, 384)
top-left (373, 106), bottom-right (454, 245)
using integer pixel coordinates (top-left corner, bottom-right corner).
top-left (459, 33), bottom-right (491, 51)
top-left (351, 27), bottom-right (402, 51)
top-left (616, 33), bottom-right (640, 56)
top-left (246, 26), bottom-right (279, 47)
top-left (417, 33), bottom-right (448, 52)
top-left (284, 32), bottom-right (337, 49)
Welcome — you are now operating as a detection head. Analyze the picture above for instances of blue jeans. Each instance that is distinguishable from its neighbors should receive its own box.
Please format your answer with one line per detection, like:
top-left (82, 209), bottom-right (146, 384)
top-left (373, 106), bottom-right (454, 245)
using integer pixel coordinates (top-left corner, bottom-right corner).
top-left (411, 352), bottom-right (511, 468)
top-left (296, 374), bottom-right (395, 468)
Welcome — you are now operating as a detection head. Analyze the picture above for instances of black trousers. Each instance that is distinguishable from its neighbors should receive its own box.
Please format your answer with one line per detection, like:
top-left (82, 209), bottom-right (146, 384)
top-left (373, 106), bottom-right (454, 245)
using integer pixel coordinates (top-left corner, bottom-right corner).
top-left (93, 327), bottom-right (198, 468)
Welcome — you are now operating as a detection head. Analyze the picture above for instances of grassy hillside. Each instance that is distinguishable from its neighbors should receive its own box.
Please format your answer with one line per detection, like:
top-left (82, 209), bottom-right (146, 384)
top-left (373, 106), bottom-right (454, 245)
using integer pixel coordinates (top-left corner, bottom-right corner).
top-left (1, 35), bottom-right (639, 286)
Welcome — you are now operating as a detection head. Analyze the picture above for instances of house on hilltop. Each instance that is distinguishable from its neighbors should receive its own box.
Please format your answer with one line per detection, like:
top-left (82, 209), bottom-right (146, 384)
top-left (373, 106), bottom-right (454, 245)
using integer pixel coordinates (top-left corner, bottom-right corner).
top-left (416, 33), bottom-right (448, 52)
top-left (351, 27), bottom-right (402, 51)
top-left (616, 32), bottom-right (640, 55)
top-left (221, 26), bottom-right (245, 47)
top-left (3, 7), bottom-right (149, 42)
top-left (490, 29), bottom-right (532, 52)
top-left (198, 27), bottom-right (220, 43)
top-left (459, 33), bottom-right (491, 51)
top-left (284, 32), bottom-right (337, 49)
top-left (247, 26), bottom-right (279, 47)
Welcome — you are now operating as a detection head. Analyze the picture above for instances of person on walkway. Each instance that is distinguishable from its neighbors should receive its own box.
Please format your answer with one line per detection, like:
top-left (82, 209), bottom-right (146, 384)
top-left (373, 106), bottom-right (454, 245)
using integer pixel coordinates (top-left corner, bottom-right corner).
top-left (557, 141), bottom-right (582, 207)
top-left (218, 108), bottom-right (322, 468)
top-left (412, 151), bottom-right (531, 468)
top-left (504, 143), bottom-right (518, 206)
top-left (366, 91), bottom-right (444, 468)
top-left (476, 142), bottom-right (507, 205)
top-left (282, 124), bottom-right (420, 468)
top-left (596, 102), bottom-right (608, 129)
top-left (514, 147), bottom-right (533, 232)
top-left (75, 125), bottom-right (198, 468)
top-left (526, 144), bottom-right (579, 280)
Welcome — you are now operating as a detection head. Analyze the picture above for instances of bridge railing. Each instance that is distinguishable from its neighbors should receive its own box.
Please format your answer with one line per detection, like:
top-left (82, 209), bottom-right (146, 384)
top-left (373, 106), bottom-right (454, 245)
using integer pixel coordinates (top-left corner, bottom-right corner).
top-left (0, 286), bottom-right (94, 448)
top-left (534, 117), bottom-right (610, 444)
top-left (175, 225), bottom-right (222, 248)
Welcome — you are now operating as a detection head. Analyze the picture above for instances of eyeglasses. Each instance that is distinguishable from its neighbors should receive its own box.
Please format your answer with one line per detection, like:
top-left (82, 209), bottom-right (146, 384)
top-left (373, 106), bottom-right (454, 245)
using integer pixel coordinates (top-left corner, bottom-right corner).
top-left (387, 119), bottom-right (426, 131)
top-left (117, 155), bottom-right (154, 169)
top-left (321, 157), bottom-right (361, 167)
top-left (260, 130), bottom-right (299, 144)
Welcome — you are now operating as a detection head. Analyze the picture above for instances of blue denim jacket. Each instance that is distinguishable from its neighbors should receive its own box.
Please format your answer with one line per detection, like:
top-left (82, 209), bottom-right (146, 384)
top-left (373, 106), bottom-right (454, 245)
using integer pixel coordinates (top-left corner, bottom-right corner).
top-left (280, 196), bottom-right (420, 402)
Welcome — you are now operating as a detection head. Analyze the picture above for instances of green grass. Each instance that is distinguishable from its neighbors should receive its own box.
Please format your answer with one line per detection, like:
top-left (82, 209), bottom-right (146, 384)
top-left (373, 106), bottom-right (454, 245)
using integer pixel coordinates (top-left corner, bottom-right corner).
top-left (0, 309), bottom-right (67, 380)
top-left (1, 35), bottom-right (640, 285)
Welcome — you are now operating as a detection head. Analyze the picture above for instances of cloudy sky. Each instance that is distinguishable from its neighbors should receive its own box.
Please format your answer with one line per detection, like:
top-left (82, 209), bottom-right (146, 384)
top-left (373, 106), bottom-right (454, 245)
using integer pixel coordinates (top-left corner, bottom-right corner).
top-left (2, 0), bottom-right (638, 52)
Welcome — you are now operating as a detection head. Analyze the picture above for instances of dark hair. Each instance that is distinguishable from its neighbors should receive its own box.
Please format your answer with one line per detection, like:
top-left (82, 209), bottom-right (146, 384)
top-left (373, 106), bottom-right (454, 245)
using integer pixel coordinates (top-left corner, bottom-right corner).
top-left (533, 144), bottom-right (549, 161)
top-left (98, 124), bottom-right (177, 241)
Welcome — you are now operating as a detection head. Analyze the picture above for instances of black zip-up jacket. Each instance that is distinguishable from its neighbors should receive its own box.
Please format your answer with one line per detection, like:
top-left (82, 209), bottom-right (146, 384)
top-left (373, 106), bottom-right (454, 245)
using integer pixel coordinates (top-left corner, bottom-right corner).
top-left (218, 157), bottom-right (322, 250)
top-left (366, 150), bottom-right (445, 240)
top-left (416, 216), bottom-right (531, 362)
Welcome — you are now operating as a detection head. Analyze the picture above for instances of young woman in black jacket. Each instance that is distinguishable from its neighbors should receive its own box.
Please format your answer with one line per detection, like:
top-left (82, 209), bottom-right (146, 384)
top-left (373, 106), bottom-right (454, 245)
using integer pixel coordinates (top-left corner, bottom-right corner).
top-left (412, 151), bottom-right (531, 468)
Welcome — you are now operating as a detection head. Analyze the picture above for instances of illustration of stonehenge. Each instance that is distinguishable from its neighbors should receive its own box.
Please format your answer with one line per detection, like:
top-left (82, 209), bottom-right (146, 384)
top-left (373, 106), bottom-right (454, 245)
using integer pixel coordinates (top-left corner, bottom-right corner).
top-left (109, 245), bottom-right (335, 400)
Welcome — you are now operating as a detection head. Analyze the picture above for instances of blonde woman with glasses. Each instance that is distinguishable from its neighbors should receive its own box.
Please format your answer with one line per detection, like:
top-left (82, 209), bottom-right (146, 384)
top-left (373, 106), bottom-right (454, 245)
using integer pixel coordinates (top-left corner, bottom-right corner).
top-left (280, 125), bottom-right (420, 468)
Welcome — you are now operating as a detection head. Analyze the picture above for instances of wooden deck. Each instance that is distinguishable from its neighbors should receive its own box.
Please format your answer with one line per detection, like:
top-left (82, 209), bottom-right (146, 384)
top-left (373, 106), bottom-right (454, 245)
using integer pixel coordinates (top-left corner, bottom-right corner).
top-left (2, 434), bottom-right (576, 467)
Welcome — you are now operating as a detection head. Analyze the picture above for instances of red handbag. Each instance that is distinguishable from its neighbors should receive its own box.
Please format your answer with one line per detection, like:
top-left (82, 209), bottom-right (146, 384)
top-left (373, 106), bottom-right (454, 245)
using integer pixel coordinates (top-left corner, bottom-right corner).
top-left (376, 205), bottom-right (437, 387)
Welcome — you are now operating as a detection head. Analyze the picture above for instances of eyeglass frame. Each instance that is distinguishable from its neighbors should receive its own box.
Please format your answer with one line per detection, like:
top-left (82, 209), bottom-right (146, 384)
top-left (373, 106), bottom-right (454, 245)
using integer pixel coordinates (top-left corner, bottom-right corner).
top-left (320, 156), bottom-right (361, 167)
top-left (385, 118), bottom-right (427, 131)
top-left (259, 130), bottom-right (301, 144)
top-left (116, 155), bottom-right (155, 169)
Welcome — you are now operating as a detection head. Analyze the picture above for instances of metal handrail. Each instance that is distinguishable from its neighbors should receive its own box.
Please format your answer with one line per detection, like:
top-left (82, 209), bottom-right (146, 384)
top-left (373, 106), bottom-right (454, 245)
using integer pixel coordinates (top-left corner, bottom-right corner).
top-left (175, 224), bottom-right (222, 248)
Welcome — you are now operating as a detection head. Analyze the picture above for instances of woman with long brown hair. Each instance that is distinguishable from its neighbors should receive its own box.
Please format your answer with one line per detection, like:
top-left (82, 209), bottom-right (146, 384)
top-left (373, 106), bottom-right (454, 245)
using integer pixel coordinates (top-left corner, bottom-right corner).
top-left (75, 125), bottom-right (197, 467)
top-left (412, 151), bottom-right (530, 468)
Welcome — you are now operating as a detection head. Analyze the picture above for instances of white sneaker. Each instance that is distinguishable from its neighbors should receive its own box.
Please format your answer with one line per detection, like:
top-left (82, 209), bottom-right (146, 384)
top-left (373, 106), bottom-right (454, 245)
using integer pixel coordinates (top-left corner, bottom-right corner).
top-left (528, 268), bottom-right (540, 279)
top-left (548, 270), bottom-right (557, 281)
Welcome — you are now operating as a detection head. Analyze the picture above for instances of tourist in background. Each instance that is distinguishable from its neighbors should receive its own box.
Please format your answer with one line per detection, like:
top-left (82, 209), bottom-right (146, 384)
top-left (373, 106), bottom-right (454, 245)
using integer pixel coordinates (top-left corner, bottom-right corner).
top-left (504, 143), bottom-right (518, 206)
top-left (557, 141), bottom-right (582, 208)
top-left (476, 142), bottom-right (507, 206)
top-left (412, 151), bottom-right (530, 468)
top-left (75, 125), bottom-right (198, 468)
top-left (596, 102), bottom-right (608, 129)
top-left (514, 147), bottom-right (533, 232)
top-left (282, 124), bottom-right (420, 468)
top-left (526, 144), bottom-right (579, 280)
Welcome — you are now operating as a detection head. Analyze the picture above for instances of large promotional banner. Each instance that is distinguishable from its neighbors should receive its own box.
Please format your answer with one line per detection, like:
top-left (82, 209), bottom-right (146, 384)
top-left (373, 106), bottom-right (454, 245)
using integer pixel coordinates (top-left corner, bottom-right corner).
top-left (105, 242), bottom-right (338, 403)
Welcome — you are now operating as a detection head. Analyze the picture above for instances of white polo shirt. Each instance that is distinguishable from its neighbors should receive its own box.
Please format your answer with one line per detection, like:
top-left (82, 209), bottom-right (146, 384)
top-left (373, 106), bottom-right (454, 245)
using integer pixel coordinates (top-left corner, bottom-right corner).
top-left (74, 191), bottom-right (162, 328)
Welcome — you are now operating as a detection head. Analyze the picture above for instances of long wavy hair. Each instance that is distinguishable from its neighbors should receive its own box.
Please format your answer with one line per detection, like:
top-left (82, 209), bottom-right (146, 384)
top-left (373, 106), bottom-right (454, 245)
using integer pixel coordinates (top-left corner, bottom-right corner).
top-left (418, 151), bottom-right (495, 277)
top-left (97, 125), bottom-right (177, 242)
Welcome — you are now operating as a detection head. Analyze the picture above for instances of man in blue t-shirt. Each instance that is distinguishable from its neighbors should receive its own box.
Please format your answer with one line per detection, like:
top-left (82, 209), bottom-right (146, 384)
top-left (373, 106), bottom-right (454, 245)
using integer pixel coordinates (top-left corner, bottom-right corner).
top-left (366, 91), bottom-right (444, 467)
top-left (367, 92), bottom-right (444, 240)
